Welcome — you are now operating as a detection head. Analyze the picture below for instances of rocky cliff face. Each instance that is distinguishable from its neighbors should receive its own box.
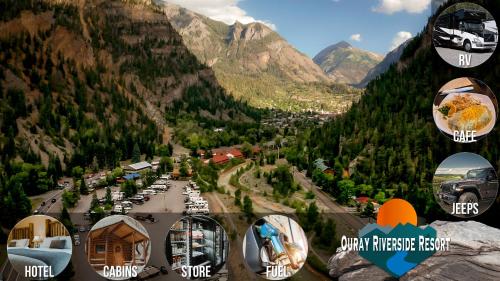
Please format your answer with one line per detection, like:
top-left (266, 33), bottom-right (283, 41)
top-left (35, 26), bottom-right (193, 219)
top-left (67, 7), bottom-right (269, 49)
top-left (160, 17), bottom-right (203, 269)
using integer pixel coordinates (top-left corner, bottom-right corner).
top-left (163, 3), bottom-right (329, 83)
top-left (328, 221), bottom-right (500, 280)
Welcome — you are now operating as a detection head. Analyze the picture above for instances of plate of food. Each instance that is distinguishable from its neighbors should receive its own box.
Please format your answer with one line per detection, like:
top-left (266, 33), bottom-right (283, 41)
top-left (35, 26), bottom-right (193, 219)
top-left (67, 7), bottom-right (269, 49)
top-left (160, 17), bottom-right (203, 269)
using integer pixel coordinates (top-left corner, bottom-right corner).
top-left (433, 92), bottom-right (496, 137)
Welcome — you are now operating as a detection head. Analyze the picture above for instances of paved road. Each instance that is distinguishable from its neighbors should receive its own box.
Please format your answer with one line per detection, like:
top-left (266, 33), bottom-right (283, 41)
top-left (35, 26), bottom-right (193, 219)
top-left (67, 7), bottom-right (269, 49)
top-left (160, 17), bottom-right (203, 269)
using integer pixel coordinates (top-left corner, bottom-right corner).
top-left (293, 170), bottom-right (366, 234)
top-left (435, 47), bottom-right (494, 68)
top-left (30, 188), bottom-right (66, 215)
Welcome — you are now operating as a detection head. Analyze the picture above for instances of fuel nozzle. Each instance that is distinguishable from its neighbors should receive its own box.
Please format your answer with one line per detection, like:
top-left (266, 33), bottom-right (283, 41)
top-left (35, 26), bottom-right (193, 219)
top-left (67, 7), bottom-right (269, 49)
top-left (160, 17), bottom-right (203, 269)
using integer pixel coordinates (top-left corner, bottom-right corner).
top-left (257, 223), bottom-right (286, 257)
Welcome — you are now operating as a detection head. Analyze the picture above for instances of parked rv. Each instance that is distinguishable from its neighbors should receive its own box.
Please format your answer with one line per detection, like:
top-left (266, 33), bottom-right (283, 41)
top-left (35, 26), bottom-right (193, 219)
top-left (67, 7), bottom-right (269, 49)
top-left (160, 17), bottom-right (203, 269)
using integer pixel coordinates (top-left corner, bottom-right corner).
top-left (433, 9), bottom-right (498, 52)
top-left (112, 204), bottom-right (124, 214)
top-left (184, 205), bottom-right (209, 215)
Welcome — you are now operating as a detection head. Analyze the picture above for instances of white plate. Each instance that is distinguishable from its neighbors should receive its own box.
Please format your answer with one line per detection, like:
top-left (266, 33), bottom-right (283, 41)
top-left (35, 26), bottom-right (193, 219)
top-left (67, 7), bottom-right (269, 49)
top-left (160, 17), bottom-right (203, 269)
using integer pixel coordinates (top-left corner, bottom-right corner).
top-left (433, 92), bottom-right (496, 137)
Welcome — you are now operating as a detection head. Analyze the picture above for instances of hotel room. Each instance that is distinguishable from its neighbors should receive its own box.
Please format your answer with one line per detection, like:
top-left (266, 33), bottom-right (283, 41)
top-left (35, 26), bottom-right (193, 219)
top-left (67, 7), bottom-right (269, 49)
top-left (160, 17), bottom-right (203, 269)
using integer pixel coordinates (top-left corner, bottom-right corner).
top-left (7, 215), bottom-right (72, 280)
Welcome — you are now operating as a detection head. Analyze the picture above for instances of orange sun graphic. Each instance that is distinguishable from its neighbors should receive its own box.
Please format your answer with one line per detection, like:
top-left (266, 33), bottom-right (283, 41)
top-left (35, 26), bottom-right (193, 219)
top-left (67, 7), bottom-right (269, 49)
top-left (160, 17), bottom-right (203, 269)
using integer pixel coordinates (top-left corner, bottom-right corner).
top-left (376, 198), bottom-right (417, 228)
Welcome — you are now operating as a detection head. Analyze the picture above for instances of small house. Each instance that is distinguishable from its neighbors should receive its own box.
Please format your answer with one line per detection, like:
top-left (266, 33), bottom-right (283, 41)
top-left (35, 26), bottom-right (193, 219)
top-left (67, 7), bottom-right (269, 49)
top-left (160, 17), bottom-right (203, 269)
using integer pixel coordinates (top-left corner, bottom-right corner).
top-left (86, 216), bottom-right (150, 272)
top-left (313, 158), bottom-right (334, 175)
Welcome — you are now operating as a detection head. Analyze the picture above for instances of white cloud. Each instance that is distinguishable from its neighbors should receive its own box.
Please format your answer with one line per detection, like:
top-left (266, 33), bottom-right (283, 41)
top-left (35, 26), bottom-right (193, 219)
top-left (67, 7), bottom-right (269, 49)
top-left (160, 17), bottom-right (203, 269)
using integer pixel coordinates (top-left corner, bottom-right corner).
top-left (350, 34), bottom-right (362, 42)
top-left (373, 0), bottom-right (431, 14)
top-left (163, 0), bottom-right (276, 30)
top-left (389, 31), bottom-right (412, 51)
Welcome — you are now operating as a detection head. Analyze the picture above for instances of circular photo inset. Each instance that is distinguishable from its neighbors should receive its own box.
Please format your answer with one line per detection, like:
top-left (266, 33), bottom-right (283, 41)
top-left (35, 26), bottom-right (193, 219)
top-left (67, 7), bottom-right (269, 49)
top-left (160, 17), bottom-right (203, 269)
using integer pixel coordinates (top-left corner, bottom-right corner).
top-left (433, 77), bottom-right (497, 143)
top-left (433, 152), bottom-right (498, 218)
top-left (432, 2), bottom-right (498, 68)
top-left (86, 215), bottom-right (151, 280)
top-left (243, 215), bottom-right (308, 280)
top-left (165, 215), bottom-right (229, 280)
top-left (7, 215), bottom-right (72, 280)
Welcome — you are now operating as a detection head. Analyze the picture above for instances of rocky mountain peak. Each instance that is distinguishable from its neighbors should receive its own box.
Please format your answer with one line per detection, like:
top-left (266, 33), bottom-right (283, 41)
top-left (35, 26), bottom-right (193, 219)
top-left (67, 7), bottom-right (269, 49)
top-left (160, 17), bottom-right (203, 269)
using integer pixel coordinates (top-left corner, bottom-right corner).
top-left (228, 21), bottom-right (272, 42)
top-left (334, 40), bottom-right (352, 49)
top-left (313, 41), bottom-right (382, 85)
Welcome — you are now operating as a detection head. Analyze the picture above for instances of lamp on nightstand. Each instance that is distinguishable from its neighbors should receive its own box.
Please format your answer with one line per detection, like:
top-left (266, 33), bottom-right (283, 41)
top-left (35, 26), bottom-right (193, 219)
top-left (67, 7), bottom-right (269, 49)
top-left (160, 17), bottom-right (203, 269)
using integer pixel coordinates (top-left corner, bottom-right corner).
top-left (33, 236), bottom-right (42, 248)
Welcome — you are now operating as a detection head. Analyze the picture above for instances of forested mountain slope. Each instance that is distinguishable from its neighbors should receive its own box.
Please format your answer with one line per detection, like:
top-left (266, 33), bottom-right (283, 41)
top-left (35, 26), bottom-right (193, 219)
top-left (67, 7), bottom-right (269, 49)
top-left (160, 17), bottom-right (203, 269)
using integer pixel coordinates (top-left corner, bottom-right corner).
top-left (0, 0), bottom-right (257, 227)
top-left (297, 0), bottom-right (500, 225)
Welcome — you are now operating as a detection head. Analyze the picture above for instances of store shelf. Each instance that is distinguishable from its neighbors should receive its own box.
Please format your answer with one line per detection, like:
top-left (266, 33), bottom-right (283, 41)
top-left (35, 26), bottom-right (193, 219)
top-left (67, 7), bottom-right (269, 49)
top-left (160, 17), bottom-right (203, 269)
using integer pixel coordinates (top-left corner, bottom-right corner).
top-left (193, 251), bottom-right (205, 258)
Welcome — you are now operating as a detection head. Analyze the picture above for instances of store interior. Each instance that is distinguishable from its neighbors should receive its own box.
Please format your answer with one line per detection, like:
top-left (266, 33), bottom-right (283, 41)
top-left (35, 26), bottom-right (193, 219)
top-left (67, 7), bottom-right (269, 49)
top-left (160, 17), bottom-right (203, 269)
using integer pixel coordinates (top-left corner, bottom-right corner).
top-left (166, 216), bottom-right (228, 279)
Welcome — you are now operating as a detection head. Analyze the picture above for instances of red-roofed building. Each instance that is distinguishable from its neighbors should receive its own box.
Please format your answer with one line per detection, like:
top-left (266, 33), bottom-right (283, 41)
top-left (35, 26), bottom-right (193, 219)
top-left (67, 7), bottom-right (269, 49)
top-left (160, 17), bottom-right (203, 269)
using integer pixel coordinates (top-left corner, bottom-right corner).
top-left (355, 196), bottom-right (371, 204)
top-left (212, 154), bottom-right (229, 165)
top-left (227, 148), bottom-right (243, 159)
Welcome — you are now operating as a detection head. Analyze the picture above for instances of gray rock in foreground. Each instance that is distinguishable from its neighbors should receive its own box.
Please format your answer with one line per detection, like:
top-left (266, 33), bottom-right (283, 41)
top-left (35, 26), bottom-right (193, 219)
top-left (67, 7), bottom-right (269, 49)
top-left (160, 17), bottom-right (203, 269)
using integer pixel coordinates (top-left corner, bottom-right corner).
top-left (328, 221), bottom-right (500, 281)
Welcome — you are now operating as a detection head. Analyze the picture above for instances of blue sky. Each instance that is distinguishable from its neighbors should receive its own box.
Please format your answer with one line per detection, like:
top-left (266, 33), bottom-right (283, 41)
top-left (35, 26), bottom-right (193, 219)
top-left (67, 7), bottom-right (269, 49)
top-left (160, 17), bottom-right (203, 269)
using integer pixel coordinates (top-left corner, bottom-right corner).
top-left (164, 0), bottom-right (432, 57)
top-left (436, 153), bottom-right (492, 175)
top-left (239, 0), bottom-right (431, 56)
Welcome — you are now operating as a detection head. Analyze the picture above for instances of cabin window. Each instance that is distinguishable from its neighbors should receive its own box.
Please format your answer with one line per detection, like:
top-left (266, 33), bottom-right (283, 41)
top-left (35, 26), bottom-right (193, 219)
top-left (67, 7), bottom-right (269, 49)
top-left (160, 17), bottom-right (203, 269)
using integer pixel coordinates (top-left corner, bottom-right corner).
top-left (96, 244), bottom-right (105, 254)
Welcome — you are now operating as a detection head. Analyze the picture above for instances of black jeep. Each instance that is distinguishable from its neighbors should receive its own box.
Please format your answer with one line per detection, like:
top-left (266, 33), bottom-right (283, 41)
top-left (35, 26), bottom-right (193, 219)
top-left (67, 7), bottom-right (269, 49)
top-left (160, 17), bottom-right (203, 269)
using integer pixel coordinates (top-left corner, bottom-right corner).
top-left (438, 167), bottom-right (498, 204)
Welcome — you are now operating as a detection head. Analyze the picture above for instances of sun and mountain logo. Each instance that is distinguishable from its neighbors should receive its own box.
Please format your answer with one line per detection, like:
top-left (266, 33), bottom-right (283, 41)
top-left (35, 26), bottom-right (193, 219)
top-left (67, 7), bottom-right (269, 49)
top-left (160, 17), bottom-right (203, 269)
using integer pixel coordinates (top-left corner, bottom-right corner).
top-left (343, 199), bottom-right (450, 277)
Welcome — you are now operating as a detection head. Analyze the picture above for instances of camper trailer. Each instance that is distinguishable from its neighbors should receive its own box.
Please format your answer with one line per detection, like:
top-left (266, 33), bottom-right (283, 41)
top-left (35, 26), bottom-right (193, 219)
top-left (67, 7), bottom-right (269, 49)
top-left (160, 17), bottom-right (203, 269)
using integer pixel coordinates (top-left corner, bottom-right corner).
top-left (433, 9), bottom-right (498, 52)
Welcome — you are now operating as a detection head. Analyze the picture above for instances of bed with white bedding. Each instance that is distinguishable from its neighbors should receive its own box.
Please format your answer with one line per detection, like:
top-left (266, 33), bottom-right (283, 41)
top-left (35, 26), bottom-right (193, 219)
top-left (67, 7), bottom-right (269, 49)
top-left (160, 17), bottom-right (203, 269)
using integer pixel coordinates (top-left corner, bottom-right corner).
top-left (7, 236), bottom-right (72, 276)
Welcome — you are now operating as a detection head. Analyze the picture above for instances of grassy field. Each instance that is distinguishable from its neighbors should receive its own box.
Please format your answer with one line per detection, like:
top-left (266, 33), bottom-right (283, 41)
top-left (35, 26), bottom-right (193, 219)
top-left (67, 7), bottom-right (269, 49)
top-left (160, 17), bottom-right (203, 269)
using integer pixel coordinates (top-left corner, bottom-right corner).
top-left (30, 197), bottom-right (45, 212)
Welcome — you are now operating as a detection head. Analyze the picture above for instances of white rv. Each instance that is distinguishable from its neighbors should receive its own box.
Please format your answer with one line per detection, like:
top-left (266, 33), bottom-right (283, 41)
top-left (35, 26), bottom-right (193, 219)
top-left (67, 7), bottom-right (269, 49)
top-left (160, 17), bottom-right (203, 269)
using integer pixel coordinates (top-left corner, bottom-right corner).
top-left (113, 204), bottom-right (123, 213)
top-left (186, 205), bottom-right (209, 215)
top-left (121, 201), bottom-right (133, 210)
top-left (150, 184), bottom-right (167, 191)
top-left (433, 9), bottom-right (498, 52)
top-left (111, 191), bottom-right (124, 201)
top-left (143, 189), bottom-right (157, 195)
top-left (187, 190), bottom-right (201, 197)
